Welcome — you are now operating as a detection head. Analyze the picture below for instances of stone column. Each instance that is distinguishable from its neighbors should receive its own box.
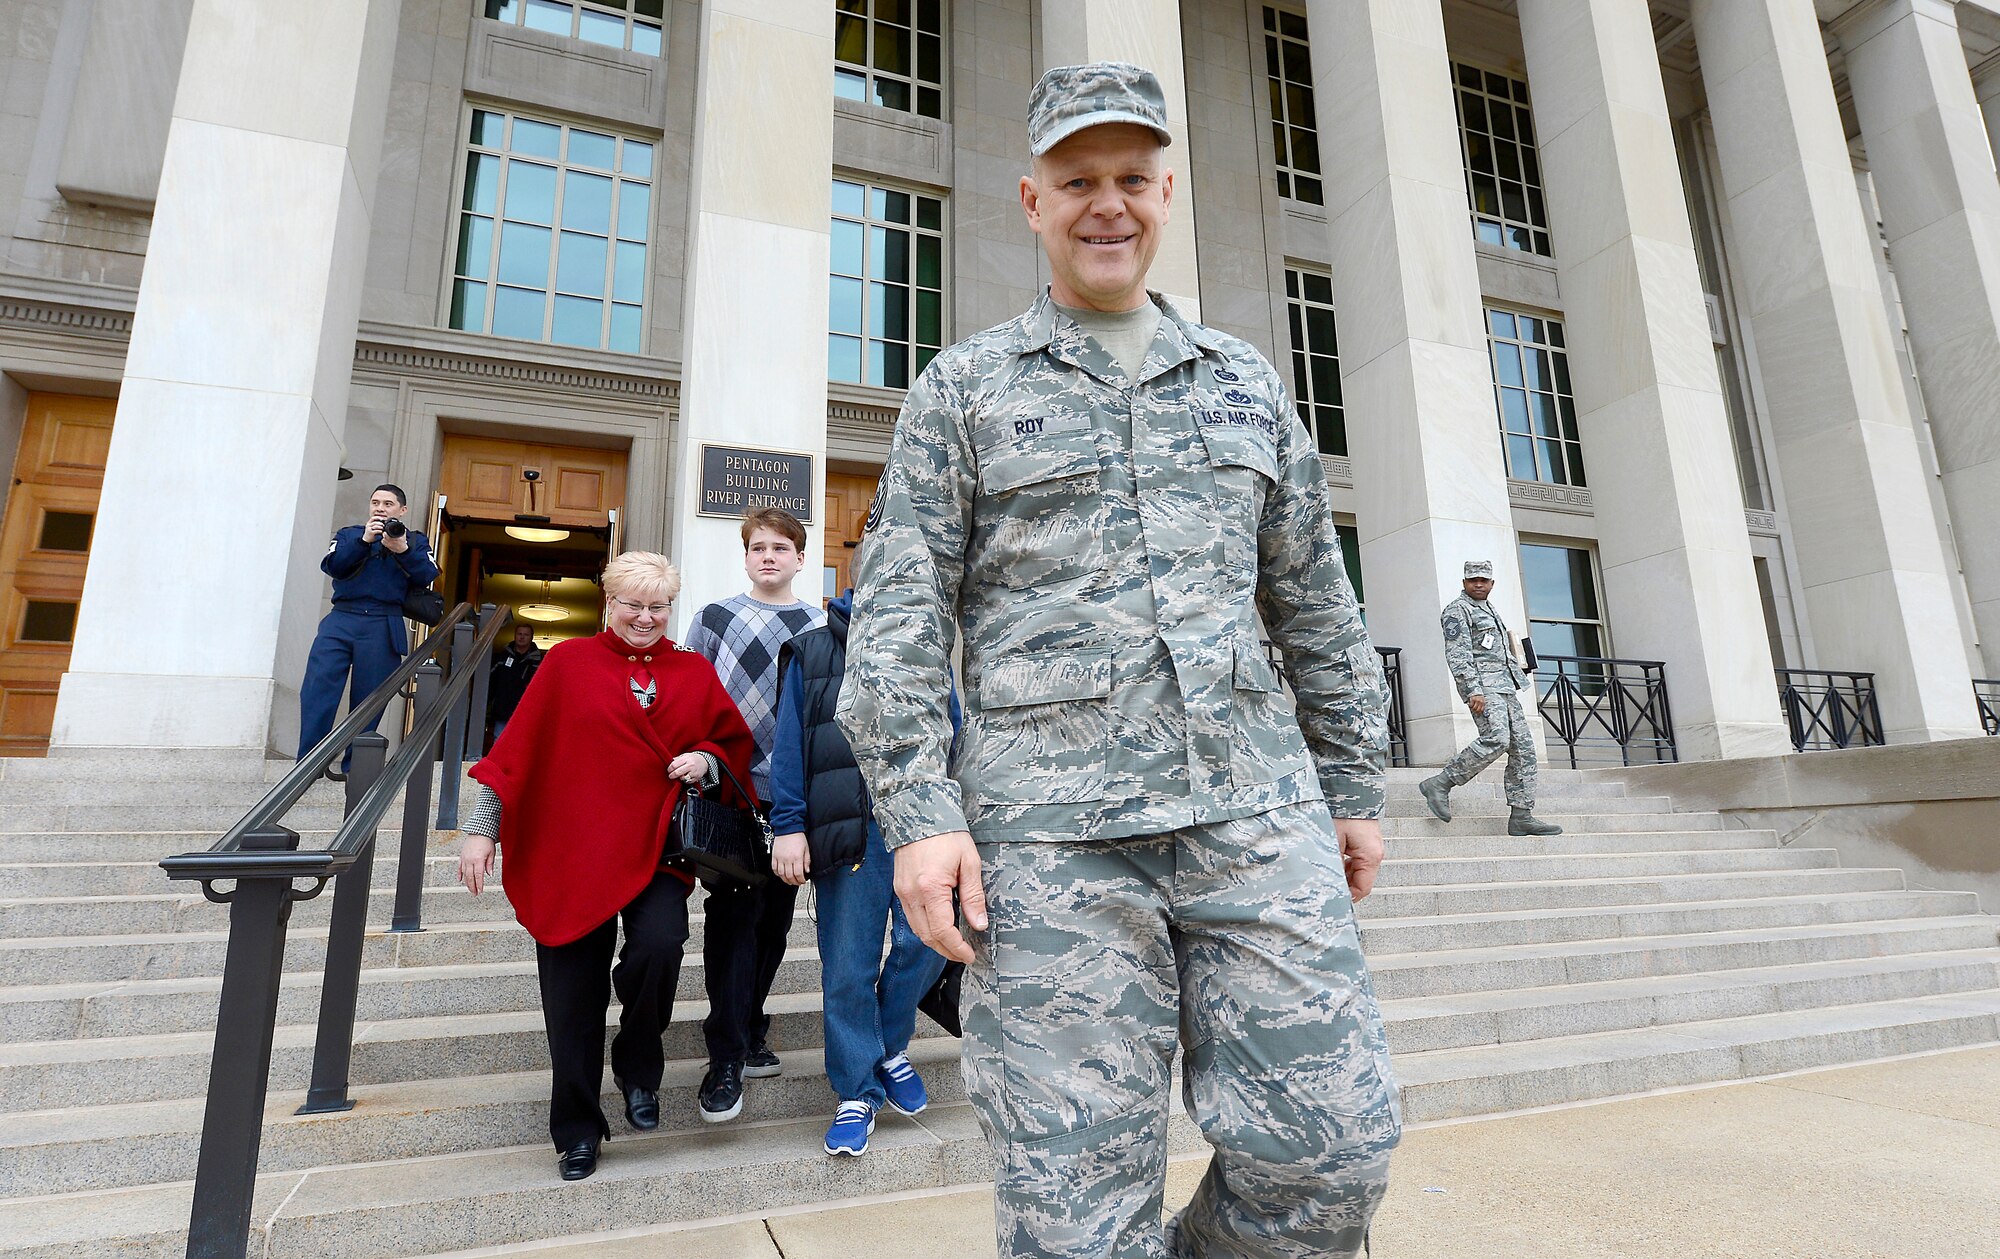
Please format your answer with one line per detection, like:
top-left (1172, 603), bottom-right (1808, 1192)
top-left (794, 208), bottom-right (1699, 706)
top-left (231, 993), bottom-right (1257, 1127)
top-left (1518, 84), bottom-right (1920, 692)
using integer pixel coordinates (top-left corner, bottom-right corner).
top-left (1038, 0), bottom-right (1202, 317)
top-left (1514, 0), bottom-right (1789, 758)
top-left (51, 1), bottom-right (403, 754)
top-left (1304, 0), bottom-right (1525, 764)
top-left (1839, 0), bottom-right (2000, 678)
top-left (668, 1), bottom-right (835, 621)
top-left (1686, 0), bottom-right (1983, 743)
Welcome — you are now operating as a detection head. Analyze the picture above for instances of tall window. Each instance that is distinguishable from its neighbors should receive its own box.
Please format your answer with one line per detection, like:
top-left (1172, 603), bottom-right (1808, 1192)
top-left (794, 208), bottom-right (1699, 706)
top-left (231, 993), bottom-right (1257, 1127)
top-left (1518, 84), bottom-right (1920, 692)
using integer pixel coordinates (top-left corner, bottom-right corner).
top-left (1284, 268), bottom-right (1345, 456)
top-left (1336, 522), bottom-right (1363, 618)
top-left (484, 0), bottom-right (663, 57)
top-left (1487, 309), bottom-right (1584, 486)
top-left (1262, 7), bottom-right (1322, 205)
top-left (448, 109), bottom-right (653, 353)
top-left (1454, 63), bottom-right (1551, 256)
top-left (835, 0), bottom-right (944, 119)
top-left (829, 179), bottom-right (945, 389)
top-left (1519, 543), bottom-right (1605, 660)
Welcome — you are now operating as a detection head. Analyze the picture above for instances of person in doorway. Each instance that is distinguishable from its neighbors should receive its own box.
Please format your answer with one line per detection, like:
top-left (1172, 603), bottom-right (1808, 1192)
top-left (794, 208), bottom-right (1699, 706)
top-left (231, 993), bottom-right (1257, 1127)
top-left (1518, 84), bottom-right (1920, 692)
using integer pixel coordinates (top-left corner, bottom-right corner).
top-left (457, 551), bottom-right (756, 1182)
top-left (1419, 561), bottom-right (1563, 836)
top-left (682, 507), bottom-right (825, 1123)
top-left (767, 588), bottom-right (953, 1157)
top-left (836, 62), bottom-right (1401, 1258)
top-left (297, 484), bottom-right (439, 780)
top-left (487, 623), bottom-right (544, 745)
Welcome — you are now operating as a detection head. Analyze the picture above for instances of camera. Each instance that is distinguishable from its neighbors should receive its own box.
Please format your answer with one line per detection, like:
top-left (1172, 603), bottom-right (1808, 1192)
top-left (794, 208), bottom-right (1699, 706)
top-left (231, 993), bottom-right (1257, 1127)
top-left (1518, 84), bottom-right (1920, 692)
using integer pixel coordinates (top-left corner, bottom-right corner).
top-left (382, 518), bottom-right (407, 539)
top-left (522, 468), bottom-right (542, 483)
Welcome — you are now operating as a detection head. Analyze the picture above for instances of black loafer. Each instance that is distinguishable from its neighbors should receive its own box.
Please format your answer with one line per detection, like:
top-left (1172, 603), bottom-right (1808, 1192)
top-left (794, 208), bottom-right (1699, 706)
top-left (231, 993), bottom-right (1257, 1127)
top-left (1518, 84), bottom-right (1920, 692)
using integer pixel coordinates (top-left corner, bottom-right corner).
top-left (324, 768), bottom-right (347, 783)
top-left (557, 1138), bottom-right (599, 1181)
top-left (615, 1075), bottom-right (659, 1131)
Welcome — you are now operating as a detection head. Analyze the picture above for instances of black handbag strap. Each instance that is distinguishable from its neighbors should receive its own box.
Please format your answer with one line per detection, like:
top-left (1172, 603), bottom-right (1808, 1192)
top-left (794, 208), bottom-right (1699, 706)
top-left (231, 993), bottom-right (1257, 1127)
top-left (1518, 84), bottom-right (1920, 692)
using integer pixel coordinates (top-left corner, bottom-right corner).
top-left (684, 756), bottom-right (774, 842)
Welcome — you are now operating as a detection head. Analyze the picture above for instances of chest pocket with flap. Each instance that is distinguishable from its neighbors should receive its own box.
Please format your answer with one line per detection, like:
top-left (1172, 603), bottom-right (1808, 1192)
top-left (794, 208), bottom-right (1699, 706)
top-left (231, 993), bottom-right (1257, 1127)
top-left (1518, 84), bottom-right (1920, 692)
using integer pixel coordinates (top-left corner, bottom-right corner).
top-left (970, 420), bottom-right (1105, 589)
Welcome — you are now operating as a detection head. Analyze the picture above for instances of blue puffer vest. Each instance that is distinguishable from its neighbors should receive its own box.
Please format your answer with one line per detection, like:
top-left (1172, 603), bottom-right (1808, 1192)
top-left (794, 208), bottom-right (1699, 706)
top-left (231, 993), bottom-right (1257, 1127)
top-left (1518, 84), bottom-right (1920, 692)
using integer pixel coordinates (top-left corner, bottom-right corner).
top-left (782, 597), bottom-right (870, 875)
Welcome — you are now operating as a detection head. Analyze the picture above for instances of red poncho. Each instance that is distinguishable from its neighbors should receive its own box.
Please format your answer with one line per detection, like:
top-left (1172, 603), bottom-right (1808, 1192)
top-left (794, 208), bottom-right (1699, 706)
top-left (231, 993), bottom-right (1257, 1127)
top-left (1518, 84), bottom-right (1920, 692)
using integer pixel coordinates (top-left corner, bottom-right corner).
top-left (470, 629), bottom-right (756, 946)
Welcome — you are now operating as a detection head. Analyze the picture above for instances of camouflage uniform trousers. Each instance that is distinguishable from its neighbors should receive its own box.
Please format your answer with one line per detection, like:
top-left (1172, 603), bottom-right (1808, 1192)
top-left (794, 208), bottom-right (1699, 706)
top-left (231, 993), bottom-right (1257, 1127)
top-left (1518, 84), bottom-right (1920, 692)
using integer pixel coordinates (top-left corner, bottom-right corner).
top-left (961, 803), bottom-right (1401, 1258)
top-left (1438, 688), bottom-right (1538, 809)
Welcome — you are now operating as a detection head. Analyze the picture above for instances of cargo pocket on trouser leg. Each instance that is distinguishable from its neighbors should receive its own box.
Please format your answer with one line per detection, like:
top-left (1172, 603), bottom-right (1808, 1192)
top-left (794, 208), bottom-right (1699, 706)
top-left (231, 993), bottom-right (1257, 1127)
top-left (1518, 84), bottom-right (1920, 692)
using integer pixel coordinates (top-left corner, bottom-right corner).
top-left (994, 1079), bottom-right (1171, 1259)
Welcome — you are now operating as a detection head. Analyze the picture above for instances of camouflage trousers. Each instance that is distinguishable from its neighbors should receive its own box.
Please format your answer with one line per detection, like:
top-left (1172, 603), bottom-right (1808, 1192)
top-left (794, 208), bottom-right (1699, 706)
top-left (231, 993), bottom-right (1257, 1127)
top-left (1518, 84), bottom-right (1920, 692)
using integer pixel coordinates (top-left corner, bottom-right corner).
top-left (1439, 688), bottom-right (1538, 809)
top-left (962, 804), bottom-right (1401, 1258)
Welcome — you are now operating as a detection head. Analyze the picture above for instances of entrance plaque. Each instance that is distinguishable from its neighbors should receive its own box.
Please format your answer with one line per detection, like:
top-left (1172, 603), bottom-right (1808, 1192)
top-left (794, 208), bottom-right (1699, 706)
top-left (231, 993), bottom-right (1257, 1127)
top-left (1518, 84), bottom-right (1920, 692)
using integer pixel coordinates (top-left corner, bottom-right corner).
top-left (697, 444), bottom-right (815, 523)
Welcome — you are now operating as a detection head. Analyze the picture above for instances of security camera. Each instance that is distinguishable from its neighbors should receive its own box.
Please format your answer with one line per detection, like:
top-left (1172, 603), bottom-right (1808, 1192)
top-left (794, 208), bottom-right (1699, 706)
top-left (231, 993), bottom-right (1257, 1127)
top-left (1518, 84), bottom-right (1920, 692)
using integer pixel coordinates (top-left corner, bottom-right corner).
top-left (522, 468), bottom-right (543, 482)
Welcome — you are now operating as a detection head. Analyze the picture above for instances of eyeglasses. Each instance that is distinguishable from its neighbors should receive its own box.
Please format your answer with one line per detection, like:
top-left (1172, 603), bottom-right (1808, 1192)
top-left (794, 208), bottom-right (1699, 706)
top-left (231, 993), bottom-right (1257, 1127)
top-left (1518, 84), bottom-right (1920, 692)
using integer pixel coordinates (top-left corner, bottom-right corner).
top-left (610, 596), bottom-right (673, 616)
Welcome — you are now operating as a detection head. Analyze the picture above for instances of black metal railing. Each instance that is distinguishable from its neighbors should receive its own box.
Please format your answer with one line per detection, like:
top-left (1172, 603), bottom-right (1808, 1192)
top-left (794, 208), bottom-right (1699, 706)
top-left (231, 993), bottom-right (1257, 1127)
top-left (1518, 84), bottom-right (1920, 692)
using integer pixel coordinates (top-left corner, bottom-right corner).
top-left (1776, 668), bottom-right (1885, 751)
top-left (1260, 640), bottom-right (1410, 768)
top-left (162, 603), bottom-right (511, 1259)
top-left (1534, 655), bottom-right (1678, 767)
top-left (1975, 679), bottom-right (1999, 737)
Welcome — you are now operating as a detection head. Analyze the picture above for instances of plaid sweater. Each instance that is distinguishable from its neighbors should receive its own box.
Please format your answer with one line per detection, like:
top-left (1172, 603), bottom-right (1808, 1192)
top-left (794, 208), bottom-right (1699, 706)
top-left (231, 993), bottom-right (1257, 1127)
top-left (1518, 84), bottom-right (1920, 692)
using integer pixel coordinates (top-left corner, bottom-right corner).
top-left (684, 593), bottom-right (824, 798)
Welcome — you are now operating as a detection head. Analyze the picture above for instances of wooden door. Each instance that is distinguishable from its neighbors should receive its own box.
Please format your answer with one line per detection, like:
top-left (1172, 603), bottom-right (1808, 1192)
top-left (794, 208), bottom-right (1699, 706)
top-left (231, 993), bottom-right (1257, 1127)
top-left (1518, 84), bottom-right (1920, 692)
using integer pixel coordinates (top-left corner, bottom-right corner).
top-left (437, 435), bottom-right (627, 526)
top-left (822, 470), bottom-right (881, 605)
top-left (0, 394), bottom-right (116, 755)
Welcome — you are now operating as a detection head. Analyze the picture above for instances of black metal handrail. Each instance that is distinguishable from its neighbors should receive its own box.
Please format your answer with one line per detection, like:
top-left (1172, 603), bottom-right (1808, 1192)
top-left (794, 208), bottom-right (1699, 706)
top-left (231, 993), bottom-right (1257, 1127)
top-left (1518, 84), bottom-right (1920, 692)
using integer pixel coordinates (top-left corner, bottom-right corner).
top-left (162, 602), bottom-right (512, 1259)
top-left (1534, 654), bottom-right (1678, 767)
top-left (1974, 679), bottom-right (1998, 737)
top-left (1259, 640), bottom-right (1410, 768)
top-left (1776, 668), bottom-right (1884, 751)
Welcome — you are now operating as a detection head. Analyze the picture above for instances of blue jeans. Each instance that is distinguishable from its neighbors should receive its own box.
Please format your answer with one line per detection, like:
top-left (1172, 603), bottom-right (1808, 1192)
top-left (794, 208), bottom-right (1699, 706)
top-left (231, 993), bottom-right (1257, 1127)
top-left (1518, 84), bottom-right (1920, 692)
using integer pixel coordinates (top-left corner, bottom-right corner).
top-left (814, 821), bottom-right (947, 1108)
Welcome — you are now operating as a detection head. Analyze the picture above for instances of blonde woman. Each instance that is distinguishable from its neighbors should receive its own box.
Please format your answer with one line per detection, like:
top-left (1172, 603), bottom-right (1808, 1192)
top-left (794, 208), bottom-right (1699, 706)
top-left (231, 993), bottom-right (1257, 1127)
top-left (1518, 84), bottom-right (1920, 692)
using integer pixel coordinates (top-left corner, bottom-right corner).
top-left (458, 552), bottom-right (756, 1181)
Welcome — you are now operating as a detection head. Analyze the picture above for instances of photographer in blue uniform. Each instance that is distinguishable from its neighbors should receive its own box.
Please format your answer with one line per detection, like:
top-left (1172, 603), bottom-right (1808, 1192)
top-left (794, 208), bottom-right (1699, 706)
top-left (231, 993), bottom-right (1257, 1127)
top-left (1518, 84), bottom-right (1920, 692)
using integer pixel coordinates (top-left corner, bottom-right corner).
top-left (298, 483), bottom-right (440, 779)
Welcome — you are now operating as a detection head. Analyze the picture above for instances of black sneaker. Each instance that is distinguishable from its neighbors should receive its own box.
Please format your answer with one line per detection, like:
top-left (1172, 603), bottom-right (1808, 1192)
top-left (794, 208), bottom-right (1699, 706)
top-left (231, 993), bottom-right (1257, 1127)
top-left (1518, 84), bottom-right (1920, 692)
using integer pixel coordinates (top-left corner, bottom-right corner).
top-left (742, 1042), bottom-right (782, 1079)
top-left (698, 1061), bottom-right (744, 1124)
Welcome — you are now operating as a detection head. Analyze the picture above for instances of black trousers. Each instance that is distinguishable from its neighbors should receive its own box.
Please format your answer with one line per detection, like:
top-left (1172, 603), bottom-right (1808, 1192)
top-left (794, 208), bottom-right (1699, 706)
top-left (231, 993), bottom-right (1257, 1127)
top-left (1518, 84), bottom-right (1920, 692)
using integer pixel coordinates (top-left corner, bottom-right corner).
top-left (534, 869), bottom-right (692, 1149)
top-left (700, 874), bottom-right (799, 1066)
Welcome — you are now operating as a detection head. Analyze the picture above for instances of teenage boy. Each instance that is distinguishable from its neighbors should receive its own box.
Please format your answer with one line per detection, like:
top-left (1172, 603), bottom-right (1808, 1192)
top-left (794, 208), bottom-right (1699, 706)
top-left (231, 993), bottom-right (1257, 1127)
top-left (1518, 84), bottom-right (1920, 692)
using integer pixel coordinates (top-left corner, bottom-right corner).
top-left (768, 588), bottom-right (952, 1157)
top-left (683, 508), bottom-right (825, 1123)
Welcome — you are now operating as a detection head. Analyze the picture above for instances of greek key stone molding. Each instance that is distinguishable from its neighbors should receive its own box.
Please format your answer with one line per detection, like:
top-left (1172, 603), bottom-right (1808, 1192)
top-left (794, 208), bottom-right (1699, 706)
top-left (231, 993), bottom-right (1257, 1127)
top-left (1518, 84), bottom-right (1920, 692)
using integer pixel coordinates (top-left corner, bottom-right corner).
top-left (0, 294), bottom-right (133, 341)
top-left (1507, 479), bottom-right (1595, 514)
top-left (1320, 454), bottom-right (1353, 484)
top-left (352, 336), bottom-right (677, 402)
top-left (1744, 509), bottom-right (1779, 535)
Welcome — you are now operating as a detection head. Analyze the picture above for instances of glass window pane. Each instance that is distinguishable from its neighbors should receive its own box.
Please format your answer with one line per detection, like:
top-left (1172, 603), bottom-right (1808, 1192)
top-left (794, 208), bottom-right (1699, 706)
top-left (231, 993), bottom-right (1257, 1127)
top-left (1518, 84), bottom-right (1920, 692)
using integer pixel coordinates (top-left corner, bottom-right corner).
top-left (1500, 388), bottom-right (1530, 434)
top-left (832, 179), bottom-right (866, 217)
top-left (835, 66), bottom-right (867, 100)
top-left (511, 117), bottom-right (562, 158)
top-left (1538, 437), bottom-right (1568, 484)
top-left (637, 0), bottom-right (664, 19)
top-left (470, 109), bottom-right (504, 147)
top-left (20, 600), bottom-right (77, 643)
top-left (613, 240), bottom-right (646, 303)
top-left (916, 197), bottom-right (941, 230)
top-left (880, 340), bottom-right (909, 390)
top-left (829, 333), bottom-right (862, 382)
top-left (463, 153), bottom-right (500, 213)
top-left (569, 130), bottom-right (615, 171)
top-left (523, 0), bottom-right (570, 35)
top-left (831, 219), bottom-right (864, 274)
top-left (1310, 355), bottom-right (1339, 407)
top-left (504, 161), bottom-right (557, 223)
top-left (577, 8), bottom-right (623, 47)
top-left (1522, 346), bottom-right (1547, 389)
top-left (617, 181), bottom-right (651, 240)
top-left (877, 77), bottom-right (912, 112)
top-left (610, 302), bottom-right (642, 352)
top-left (1520, 545), bottom-right (1577, 620)
top-left (562, 171), bottom-right (612, 233)
top-left (455, 214), bottom-right (493, 279)
top-left (916, 234), bottom-right (941, 288)
top-left (1530, 390), bottom-right (1560, 437)
top-left (551, 294), bottom-right (603, 347)
top-left (1293, 175), bottom-right (1322, 205)
top-left (1495, 343), bottom-right (1524, 387)
top-left (1303, 271), bottom-right (1333, 306)
top-left (1488, 309), bottom-right (1516, 338)
top-left (498, 221), bottom-right (552, 287)
top-left (916, 288), bottom-right (941, 345)
top-left (867, 339), bottom-right (886, 386)
top-left (1290, 127), bottom-right (1320, 175)
top-left (556, 231), bottom-right (608, 296)
top-left (1477, 219), bottom-right (1506, 245)
top-left (918, 33), bottom-right (941, 84)
top-left (835, 14), bottom-right (866, 64)
top-left (492, 285), bottom-right (544, 338)
top-left (917, 0), bottom-right (941, 33)
top-left (1568, 550), bottom-right (1601, 619)
top-left (1505, 433), bottom-right (1535, 479)
top-left (1281, 38), bottom-right (1310, 85)
top-left (620, 139), bottom-right (653, 178)
top-left (450, 279), bottom-right (487, 330)
top-left (875, 282), bottom-right (909, 341)
top-left (829, 275), bottom-right (863, 335)
top-left (917, 85), bottom-right (942, 118)
top-left (874, 22), bottom-right (910, 74)
top-left (872, 187), bottom-right (910, 223)
top-left (631, 20), bottom-right (662, 56)
top-left (878, 0), bottom-right (910, 24)
top-left (870, 225), bottom-right (910, 280)
top-left (486, 0), bottom-right (519, 20)
top-left (1305, 304), bottom-right (1336, 352)
top-left (38, 510), bottom-right (93, 552)
top-left (1279, 9), bottom-right (1307, 39)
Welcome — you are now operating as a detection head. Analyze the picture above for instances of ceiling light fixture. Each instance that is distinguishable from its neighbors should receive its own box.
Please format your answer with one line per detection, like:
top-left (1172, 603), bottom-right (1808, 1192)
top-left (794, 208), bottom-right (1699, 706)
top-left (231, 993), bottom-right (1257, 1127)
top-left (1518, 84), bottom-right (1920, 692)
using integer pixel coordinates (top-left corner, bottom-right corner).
top-left (517, 579), bottom-right (568, 623)
top-left (505, 525), bottom-right (570, 543)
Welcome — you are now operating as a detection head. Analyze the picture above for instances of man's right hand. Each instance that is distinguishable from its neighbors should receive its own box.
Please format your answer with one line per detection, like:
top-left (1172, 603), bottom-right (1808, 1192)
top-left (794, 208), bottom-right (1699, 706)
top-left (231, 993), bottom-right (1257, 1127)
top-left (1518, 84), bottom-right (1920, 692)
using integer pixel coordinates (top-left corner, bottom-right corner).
top-left (1467, 693), bottom-right (1487, 716)
top-left (894, 830), bottom-right (986, 964)
top-left (362, 519), bottom-right (386, 543)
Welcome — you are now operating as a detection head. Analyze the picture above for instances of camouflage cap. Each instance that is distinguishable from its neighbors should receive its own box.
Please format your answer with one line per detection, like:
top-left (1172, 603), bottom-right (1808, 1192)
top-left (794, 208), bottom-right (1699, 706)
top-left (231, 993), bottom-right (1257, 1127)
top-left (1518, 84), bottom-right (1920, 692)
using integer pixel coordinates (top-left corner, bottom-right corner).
top-left (1028, 61), bottom-right (1173, 157)
top-left (1464, 560), bottom-right (1495, 580)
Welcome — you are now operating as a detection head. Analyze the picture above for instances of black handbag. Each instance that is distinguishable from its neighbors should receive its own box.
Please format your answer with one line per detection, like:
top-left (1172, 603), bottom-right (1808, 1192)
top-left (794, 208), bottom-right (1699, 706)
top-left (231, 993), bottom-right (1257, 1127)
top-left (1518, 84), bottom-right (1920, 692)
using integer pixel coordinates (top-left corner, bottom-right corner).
top-left (402, 587), bottom-right (446, 627)
top-left (917, 962), bottom-right (965, 1037)
top-left (664, 757), bottom-right (772, 886)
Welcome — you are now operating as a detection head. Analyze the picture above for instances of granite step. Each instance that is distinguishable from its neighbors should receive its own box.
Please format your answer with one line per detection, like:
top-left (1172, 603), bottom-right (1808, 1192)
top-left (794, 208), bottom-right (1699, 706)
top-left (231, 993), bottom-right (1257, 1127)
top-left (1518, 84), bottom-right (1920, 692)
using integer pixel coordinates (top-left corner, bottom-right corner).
top-left (1378, 811), bottom-right (1720, 837)
top-left (1351, 866), bottom-right (1908, 918)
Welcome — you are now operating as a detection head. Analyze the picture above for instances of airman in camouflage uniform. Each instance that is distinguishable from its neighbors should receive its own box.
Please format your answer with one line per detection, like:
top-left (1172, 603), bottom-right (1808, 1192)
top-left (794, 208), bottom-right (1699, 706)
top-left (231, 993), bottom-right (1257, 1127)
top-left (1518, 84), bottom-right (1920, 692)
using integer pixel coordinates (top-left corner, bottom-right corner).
top-left (836, 60), bottom-right (1399, 1259)
top-left (1419, 561), bottom-right (1563, 836)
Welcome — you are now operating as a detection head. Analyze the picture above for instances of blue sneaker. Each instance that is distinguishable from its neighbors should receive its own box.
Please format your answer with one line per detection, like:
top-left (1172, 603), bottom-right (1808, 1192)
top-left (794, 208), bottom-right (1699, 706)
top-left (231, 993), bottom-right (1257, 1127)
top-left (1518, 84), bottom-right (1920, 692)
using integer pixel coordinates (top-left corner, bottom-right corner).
top-left (877, 1053), bottom-right (928, 1116)
top-left (824, 1100), bottom-right (875, 1157)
